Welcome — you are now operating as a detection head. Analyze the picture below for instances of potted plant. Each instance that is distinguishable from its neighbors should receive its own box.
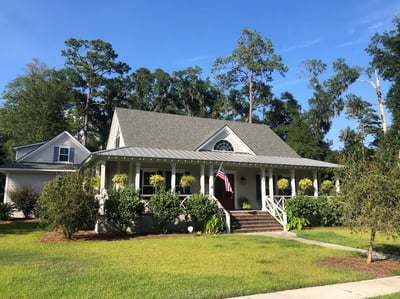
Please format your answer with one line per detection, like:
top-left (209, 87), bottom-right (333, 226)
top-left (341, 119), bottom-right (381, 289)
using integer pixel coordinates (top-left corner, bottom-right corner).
top-left (239, 197), bottom-right (251, 210)
top-left (112, 173), bottom-right (128, 189)
top-left (180, 174), bottom-right (195, 188)
top-left (277, 178), bottom-right (289, 195)
top-left (149, 174), bottom-right (165, 189)
top-left (298, 178), bottom-right (313, 194)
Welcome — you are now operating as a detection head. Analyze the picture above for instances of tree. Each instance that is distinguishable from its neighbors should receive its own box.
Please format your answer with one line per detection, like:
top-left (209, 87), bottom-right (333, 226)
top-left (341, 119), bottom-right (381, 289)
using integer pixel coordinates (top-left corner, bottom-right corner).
top-left (37, 172), bottom-right (99, 239)
top-left (366, 16), bottom-right (400, 133)
top-left (212, 28), bottom-right (288, 123)
top-left (0, 59), bottom-right (73, 161)
top-left (339, 146), bottom-right (400, 263)
top-left (61, 38), bottom-right (131, 147)
top-left (171, 66), bottom-right (224, 118)
top-left (264, 92), bottom-right (301, 140)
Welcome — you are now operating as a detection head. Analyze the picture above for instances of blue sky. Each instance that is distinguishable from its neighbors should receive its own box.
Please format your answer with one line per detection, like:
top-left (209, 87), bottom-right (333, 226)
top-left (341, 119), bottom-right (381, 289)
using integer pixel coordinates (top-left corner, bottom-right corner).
top-left (1, 0), bottom-right (399, 149)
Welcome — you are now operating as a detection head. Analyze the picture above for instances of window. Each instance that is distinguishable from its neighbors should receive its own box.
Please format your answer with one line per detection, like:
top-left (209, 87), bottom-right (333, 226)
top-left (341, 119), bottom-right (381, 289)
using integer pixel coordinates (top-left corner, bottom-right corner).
top-left (213, 140), bottom-right (234, 152)
top-left (53, 146), bottom-right (74, 163)
top-left (115, 130), bottom-right (120, 148)
top-left (59, 147), bottom-right (69, 162)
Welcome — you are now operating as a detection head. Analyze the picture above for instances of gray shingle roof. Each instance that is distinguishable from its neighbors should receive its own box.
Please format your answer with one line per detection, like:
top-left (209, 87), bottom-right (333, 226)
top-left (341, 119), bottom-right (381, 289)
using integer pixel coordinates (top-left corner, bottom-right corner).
top-left (0, 162), bottom-right (79, 172)
top-left (115, 108), bottom-right (300, 158)
top-left (92, 146), bottom-right (337, 169)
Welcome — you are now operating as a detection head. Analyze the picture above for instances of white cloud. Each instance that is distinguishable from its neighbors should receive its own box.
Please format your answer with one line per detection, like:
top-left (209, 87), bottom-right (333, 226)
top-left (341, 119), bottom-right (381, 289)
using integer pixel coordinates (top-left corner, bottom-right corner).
top-left (283, 39), bottom-right (322, 52)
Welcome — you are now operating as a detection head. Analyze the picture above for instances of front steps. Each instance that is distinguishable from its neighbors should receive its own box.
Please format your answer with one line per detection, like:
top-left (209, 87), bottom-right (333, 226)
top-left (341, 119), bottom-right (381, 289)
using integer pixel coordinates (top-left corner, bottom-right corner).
top-left (230, 210), bottom-right (283, 233)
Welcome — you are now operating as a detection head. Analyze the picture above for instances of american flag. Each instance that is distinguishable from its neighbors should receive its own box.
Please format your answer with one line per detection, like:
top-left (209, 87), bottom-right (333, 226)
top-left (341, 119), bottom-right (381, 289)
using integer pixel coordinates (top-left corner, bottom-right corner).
top-left (217, 165), bottom-right (233, 193)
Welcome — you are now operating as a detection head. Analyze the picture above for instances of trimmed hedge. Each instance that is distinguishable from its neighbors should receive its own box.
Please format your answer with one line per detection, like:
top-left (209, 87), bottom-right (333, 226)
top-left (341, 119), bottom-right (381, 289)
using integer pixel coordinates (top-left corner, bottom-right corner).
top-left (285, 194), bottom-right (343, 229)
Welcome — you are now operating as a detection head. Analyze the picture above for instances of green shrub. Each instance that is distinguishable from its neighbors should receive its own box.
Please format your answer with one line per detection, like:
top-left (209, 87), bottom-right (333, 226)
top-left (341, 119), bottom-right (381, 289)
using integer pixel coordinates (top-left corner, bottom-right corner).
top-left (320, 180), bottom-right (334, 195)
top-left (185, 193), bottom-right (218, 232)
top-left (0, 202), bottom-right (15, 220)
top-left (9, 185), bottom-right (39, 218)
top-left (285, 194), bottom-right (342, 229)
top-left (205, 214), bottom-right (225, 234)
top-left (149, 188), bottom-right (182, 233)
top-left (37, 173), bottom-right (99, 239)
top-left (105, 185), bottom-right (144, 232)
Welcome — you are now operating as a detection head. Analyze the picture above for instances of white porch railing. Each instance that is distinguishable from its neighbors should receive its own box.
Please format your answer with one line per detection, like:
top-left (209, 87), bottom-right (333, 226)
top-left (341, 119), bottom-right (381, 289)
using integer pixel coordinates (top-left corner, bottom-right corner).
top-left (264, 195), bottom-right (289, 231)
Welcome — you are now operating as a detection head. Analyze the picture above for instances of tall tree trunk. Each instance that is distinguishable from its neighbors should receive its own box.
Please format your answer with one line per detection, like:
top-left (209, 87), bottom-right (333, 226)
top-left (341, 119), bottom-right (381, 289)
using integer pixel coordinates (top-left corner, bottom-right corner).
top-left (248, 80), bottom-right (253, 123)
top-left (367, 227), bottom-right (376, 264)
top-left (375, 70), bottom-right (387, 134)
top-left (82, 86), bottom-right (92, 146)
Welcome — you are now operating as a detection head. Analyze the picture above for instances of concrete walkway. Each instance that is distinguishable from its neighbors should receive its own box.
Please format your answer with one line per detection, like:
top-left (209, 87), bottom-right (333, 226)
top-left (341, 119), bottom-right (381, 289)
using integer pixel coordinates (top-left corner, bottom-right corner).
top-left (228, 276), bottom-right (400, 299)
top-left (227, 232), bottom-right (400, 299)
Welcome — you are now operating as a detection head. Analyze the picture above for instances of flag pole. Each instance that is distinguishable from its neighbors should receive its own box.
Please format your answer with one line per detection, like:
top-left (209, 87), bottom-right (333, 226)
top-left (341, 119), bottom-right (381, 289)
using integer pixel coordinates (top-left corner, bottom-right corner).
top-left (214, 162), bottom-right (223, 186)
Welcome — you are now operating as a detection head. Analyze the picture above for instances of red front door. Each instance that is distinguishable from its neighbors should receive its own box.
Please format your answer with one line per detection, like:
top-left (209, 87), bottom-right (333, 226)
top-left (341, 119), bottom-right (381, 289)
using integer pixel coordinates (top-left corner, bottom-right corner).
top-left (214, 173), bottom-right (235, 210)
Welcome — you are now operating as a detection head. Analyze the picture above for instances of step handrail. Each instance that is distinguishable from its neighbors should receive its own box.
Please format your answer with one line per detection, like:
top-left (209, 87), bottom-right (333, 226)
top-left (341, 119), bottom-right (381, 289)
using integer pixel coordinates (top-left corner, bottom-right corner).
top-left (265, 196), bottom-right (287, 231)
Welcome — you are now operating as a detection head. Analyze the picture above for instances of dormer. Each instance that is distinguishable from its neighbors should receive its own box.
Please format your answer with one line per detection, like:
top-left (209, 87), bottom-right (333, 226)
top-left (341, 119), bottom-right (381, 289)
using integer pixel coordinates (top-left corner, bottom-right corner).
top-left (195, 125), bottom-right (255, 155)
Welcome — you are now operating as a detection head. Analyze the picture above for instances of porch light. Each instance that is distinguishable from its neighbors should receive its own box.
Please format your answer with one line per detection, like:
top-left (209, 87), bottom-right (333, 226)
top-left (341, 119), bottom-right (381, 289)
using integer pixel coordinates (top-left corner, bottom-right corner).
top-left (241, 176), bottom-right (247, 185)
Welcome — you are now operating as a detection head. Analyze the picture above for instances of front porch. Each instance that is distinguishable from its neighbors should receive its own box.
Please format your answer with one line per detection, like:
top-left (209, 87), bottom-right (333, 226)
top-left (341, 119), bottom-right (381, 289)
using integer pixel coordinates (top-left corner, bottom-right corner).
top-left (89, 157), bottom-right (337, 233)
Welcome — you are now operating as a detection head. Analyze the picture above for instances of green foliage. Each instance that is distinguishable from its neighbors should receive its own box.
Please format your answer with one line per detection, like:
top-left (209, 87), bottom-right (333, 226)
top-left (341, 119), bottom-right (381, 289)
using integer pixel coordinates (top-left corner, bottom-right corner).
top-left (0, 59), bottom-right (74, 160)
top-left (277, 178), bottom-right (289, 191)
top-left (105, 185), bottom-right (144, 232)
top-left (111, 173), bottom-right (128, 187)
top-left (298, 178), bottom-right (313, 192)
top-left (149, 188), bottom-right (182, 233)
top-left (338, 147), bottom-right (400, 237)
top-left (286, 209), bottom-right (309, 231)
top-left (9, 185), bottom-right (39, 218)
top-left (149, 174), bottom-right (165, 189)
top-left (212, 28), bottom-right (288, 122)
top-left (205, 214), bottom-right (225, 234)
top-left (180, 174), bottom-right (196, 188)
top-left (185, 193), bottom-right (218, 232)
top-left (0, 202), bottom-right (15, 220)
top-left (239, 197), bottom-right (251, 209)
top-left (285, 194), bottom-right (343, 228)
top-left (320, 180), bottom-right (334, 195)
top-left (37, 173), bottom-right (99, 239)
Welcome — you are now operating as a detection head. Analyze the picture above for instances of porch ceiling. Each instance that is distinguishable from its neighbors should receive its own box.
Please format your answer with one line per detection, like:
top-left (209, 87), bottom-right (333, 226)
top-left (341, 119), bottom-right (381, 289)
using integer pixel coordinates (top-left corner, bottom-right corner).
top-left (87, 146), bottom-right (338, 169)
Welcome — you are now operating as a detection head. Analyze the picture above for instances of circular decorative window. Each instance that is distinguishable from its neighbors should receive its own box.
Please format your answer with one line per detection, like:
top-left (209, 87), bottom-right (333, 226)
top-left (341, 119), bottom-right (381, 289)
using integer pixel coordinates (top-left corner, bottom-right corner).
top-left (214, 140), bottom-right (234, 152)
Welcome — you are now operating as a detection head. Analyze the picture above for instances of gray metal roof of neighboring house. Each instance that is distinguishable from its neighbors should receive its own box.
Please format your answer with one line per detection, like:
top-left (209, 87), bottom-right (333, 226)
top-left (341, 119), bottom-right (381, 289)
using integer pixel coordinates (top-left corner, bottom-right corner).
top-left (90, 146), bottom-right (338, 169)
top-left (0, 162), bottom-right (79, 172)
top-left (115, 108), bottom-right (301, 158)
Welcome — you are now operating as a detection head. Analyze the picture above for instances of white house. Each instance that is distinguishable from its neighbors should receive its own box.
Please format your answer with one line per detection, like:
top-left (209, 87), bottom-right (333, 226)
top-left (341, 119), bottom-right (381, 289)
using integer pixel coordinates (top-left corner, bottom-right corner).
top-left (82, 108), bottom-right (338, 232)
top-left (0, 131), bottom-right (90, 217)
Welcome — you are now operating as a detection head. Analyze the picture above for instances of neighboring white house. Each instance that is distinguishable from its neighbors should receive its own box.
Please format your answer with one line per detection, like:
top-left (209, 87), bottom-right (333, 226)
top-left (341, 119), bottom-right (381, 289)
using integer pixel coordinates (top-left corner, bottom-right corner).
top-left (0, 131), bottom-right (91, 217)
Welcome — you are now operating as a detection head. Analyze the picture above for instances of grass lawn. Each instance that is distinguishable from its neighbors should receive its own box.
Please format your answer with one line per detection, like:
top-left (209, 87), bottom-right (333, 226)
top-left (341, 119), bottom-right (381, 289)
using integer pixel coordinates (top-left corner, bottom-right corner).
top-left (296, 228), bottom-right (400, 256)
top-left (0, 222), bottom-right (390, 299)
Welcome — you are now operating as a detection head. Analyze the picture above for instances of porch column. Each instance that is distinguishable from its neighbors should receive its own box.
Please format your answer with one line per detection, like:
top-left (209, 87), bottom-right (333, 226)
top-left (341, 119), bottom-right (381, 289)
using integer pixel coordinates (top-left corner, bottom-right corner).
top-left (100, 161), bottom-right (106, 190)
top-left (290, 169), bottom-right (296, 197)
top-left (260, 167), bottom-right (267, 211)
top-left (335, 178), bottom-right (340, 193)
top-left (135, 161), bottom-right (141, 190)
top-left (200, 163), bottom-right (205, 194)
top-left (3, 175), bottom-right (9, 203)
top-left (129, 161), bottom-right (134, 185)
top-left (171, 163), bottom-right (176, 191)
top-left (313, 170), bottom-right (318, 197)
top-left (209, 165), bottom-right (214, 196)
top-left (268, 168), bottom-right (274, 201)
top-left (99, 161), bottom-right (106, 215)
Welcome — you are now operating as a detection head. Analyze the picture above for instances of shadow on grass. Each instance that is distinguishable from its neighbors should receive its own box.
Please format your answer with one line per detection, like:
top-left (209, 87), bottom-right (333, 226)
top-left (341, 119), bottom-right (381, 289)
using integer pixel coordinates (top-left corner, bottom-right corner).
top-left (0, 220), bottom-right (42, 236)
top-left (374, 244), bottom-right (400, 256)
